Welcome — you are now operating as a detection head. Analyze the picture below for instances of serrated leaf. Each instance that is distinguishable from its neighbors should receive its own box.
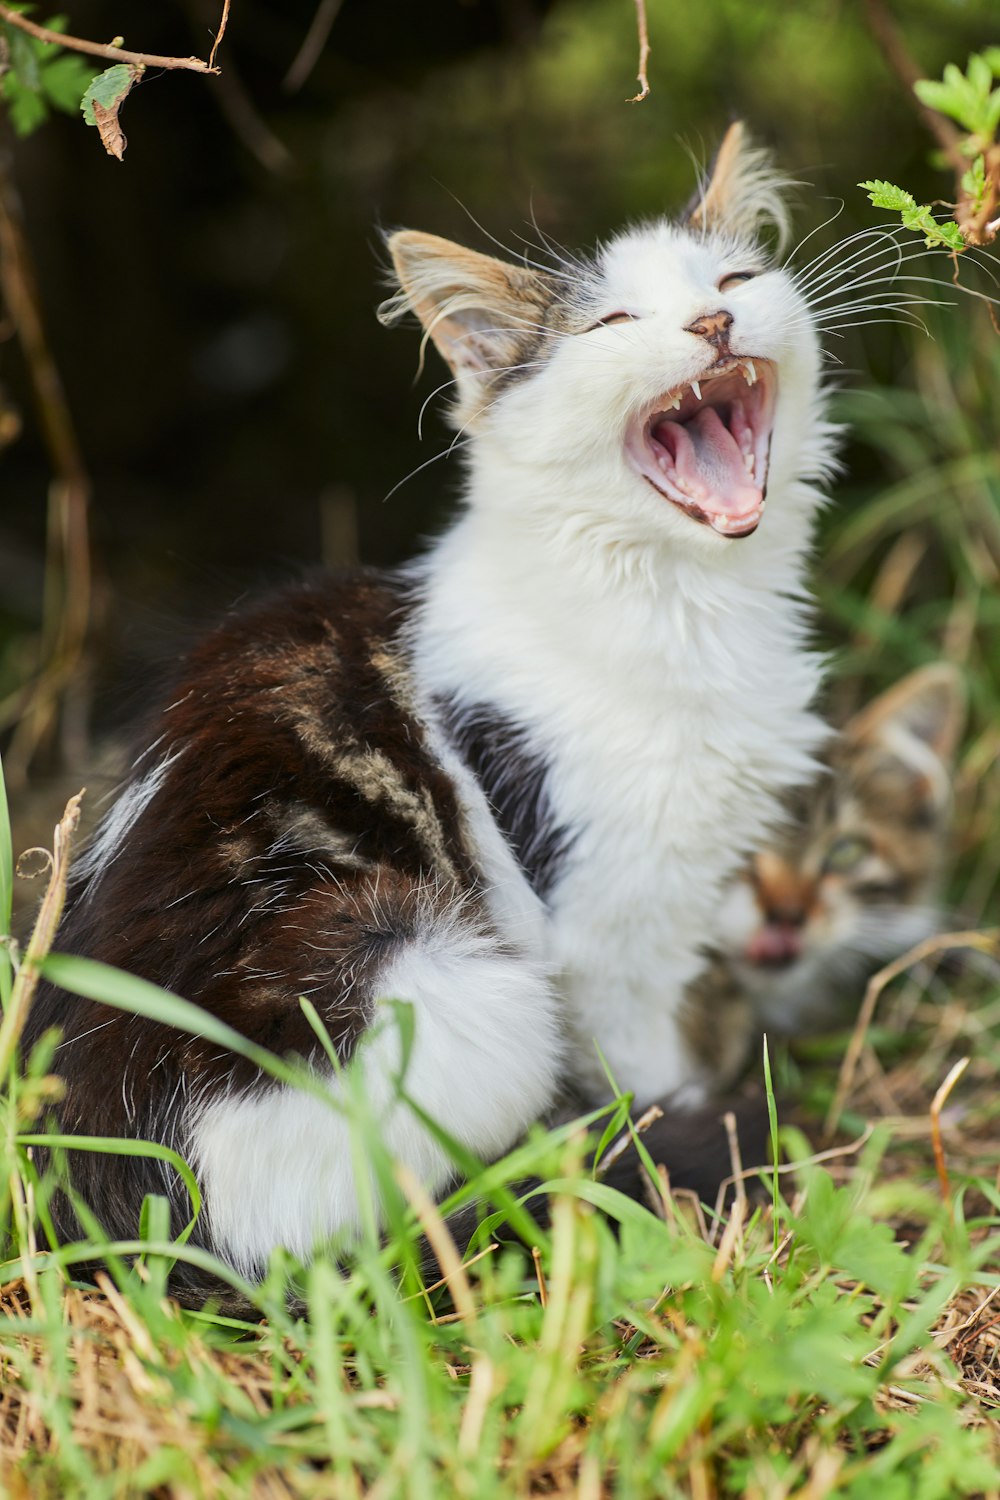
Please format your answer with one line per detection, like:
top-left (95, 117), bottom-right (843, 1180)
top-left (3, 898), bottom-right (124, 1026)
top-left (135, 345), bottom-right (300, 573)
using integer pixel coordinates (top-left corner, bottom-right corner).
top-left (961, 154), bottom-right (986, 203)
top-left (935, 221), bottom-right (966, 251)
top-left (859, 179), bottom-right (916, 212)
top-left (80, 62), bottom-right (134, 126)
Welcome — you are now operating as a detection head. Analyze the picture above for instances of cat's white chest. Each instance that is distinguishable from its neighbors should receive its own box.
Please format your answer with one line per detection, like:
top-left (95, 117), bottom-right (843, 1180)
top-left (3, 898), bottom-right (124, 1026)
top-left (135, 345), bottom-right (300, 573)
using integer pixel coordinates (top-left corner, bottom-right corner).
top-left (416, 525), bottom-right (824, 1107)
top-left (539, 648), bottom-right (817, 1102)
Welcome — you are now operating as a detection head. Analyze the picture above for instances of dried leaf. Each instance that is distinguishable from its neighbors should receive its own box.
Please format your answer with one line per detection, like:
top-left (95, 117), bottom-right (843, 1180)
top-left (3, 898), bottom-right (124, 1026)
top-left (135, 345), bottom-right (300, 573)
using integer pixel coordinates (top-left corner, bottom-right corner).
top-left (80, 61), bottom-right (140, 160)
top-left (91, 95), bottom-right (125, 159)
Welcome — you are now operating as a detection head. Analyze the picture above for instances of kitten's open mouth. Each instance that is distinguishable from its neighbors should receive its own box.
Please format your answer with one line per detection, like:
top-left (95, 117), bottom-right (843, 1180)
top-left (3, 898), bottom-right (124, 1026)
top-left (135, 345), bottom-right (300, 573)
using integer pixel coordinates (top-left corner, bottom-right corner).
top-left (625, 358), bottom-right (777, 538)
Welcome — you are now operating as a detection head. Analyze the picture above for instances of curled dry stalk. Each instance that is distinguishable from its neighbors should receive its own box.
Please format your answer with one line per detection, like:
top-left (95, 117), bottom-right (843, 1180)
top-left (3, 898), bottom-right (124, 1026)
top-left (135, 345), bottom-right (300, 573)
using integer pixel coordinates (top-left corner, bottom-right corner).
top-left (824, 929), bottom-right (1000, 1141)
top-left (627, 0), bottom-right (651, 103)
top-left (0, 789), bottom-right (83, 1079)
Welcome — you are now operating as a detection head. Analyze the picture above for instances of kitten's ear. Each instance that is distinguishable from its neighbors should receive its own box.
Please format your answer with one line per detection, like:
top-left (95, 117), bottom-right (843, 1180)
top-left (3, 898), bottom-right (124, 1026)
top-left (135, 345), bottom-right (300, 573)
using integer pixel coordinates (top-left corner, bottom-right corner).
top-left (379, 230), bottom-right (558, 384)
top-left (686, 121), bottom-right (792, 250)
top-left (845, 664), bottom-right (966, 768)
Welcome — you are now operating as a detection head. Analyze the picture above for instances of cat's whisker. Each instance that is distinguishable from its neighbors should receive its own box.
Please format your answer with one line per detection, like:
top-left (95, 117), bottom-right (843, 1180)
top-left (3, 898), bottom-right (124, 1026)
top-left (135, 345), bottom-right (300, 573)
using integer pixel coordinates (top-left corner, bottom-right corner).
top-left (793, 233), bottom-right (909, 296)
top-left (418, 376), bottom-right (461, 438)
top-left (381, 435), bottom-right (472, 502)
top-left (791, 225), bottom-right (909, 290)
top-left (805, 263), bottom-right (952, 306)
top-left (782, 199), bottom-right (850, 270)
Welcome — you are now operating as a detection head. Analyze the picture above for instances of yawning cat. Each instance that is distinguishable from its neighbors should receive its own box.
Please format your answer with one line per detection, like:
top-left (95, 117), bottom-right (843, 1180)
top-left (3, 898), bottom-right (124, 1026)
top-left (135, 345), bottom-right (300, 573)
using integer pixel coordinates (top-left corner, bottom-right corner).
top-left (27, 125), bottom-right (837, 1288)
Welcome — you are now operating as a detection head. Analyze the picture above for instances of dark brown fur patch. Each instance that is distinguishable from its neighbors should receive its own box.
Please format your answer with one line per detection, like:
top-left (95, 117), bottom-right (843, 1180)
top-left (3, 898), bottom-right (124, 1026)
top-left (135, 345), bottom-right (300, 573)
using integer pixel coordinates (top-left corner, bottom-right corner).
top-left (23, 569), bottom-right (493, 1280)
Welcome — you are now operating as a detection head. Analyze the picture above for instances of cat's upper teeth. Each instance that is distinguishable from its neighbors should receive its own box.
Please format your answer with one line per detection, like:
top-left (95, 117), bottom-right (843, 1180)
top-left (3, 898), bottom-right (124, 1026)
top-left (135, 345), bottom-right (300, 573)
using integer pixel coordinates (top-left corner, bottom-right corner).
top-left (743, 360), bottom-right (757, 385)
top-left (691, 380), bottom-right (702, 400)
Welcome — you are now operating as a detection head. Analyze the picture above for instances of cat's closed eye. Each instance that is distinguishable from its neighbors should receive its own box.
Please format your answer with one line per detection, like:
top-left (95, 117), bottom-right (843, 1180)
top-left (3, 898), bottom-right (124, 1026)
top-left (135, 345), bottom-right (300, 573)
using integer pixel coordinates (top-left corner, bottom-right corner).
top-left (586, 311), bottom-right (639, 330)
top-left (717, 271), bottom-right (756, 292)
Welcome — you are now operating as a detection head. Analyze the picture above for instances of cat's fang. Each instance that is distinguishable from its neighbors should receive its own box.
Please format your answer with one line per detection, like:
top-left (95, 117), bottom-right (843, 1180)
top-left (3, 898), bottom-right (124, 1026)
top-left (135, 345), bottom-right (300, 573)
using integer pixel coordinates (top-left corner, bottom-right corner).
top-left (625, 357), bottom-right (777, 538)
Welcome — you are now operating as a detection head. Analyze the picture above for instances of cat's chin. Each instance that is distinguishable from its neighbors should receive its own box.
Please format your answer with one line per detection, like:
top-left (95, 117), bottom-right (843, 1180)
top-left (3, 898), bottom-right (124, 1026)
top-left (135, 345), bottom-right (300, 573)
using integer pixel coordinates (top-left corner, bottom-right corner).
top-left (625, 357), bottom-right (777, 538)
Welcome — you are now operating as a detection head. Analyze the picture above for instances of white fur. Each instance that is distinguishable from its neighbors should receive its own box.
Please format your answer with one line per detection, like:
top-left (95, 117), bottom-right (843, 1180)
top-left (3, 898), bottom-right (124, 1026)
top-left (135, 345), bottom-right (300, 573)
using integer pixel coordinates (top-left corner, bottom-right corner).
top-left (410, 220), bottom-right (836, 1106)
top-left (76, 747), bottom-right (185, 885)
top-left (191, 901), bottom-right (561, 1276)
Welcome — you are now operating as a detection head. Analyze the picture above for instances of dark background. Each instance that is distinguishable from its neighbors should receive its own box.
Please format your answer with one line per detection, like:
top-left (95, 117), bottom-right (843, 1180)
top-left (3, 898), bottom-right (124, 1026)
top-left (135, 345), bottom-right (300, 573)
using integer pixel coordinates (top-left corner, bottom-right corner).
top-left (2, 0), bottom-right (998, 785)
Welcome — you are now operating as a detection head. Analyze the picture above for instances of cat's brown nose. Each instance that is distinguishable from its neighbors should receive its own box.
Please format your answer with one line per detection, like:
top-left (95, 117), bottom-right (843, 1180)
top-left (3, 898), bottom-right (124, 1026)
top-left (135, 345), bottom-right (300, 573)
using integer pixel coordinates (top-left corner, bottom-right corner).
top-left (685, 309), bottom-right (733, 344)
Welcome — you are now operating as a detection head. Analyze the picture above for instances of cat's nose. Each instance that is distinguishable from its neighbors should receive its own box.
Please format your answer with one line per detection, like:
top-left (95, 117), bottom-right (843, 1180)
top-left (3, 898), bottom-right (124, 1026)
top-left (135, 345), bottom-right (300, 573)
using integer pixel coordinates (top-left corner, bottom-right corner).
top-left (685, 309), bottom-right (733, 345)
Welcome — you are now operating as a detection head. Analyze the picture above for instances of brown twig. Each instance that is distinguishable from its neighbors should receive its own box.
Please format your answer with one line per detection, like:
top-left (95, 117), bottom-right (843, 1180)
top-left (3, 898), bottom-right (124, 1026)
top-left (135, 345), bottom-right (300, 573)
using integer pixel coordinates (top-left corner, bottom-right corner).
top-left (861, 0), bottom-right (965, 176)
top-left (0, 150), bottom-right (93, 779)
top-left (0, 3), bottom-right (220, 73)
top-left (283, 0), bottom-right (344, 94)
top-left (208, 0), bottom-right (231, 71)
top-left (627, 0), bottom-right (650, 103)
top-left (930, 1056), bottom-right (970, 1207)
top-left (824, 929), bottom-right (998, 1140)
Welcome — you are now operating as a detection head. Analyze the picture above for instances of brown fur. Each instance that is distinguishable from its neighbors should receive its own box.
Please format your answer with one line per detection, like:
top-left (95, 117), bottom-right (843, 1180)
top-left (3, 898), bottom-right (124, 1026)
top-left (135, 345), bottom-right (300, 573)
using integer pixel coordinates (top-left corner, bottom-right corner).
top-left (681, 665), bottom-right (964, 1086)
top-left (23, 570), bottom-right (502, 1282)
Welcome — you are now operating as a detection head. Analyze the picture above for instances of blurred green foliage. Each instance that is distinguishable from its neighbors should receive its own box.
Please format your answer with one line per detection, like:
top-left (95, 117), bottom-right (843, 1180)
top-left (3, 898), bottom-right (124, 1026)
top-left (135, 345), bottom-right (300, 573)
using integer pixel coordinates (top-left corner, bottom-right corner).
top-left (0, 8), bottom-right (93, 135)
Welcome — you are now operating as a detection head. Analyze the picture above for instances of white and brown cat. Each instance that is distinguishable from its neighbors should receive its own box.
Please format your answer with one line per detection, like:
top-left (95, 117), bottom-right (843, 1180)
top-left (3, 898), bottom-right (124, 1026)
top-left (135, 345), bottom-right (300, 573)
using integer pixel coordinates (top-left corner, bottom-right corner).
top-left (28, 125), bottom-right (837, 1290)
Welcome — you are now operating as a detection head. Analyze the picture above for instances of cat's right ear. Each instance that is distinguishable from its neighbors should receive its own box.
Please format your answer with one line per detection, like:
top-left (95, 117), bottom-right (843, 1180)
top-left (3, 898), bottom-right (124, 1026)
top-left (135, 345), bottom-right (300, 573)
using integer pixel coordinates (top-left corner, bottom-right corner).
top-left (378, 231), bottom-right (558, 389)
top-left (686, 121), bottom-right (792, 250)
top-left (845, 663), bottom-right (966, 774)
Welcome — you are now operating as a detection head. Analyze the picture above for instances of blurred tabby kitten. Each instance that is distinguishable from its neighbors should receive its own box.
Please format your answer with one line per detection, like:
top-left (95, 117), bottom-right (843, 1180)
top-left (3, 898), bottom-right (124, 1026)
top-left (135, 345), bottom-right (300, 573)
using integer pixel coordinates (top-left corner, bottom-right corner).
top-left (682, 664), bottom-right (965, 1087)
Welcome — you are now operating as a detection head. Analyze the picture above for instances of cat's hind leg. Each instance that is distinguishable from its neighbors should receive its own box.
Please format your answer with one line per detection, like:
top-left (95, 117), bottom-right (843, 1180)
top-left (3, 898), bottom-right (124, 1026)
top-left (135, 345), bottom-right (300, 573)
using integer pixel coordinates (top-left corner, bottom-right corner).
top-left (188, 879), bottom-right (562, 1280)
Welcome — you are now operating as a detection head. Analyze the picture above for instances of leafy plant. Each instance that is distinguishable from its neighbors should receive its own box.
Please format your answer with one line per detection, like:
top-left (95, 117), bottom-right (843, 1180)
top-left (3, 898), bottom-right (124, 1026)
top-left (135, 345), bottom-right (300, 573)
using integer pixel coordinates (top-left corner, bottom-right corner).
top-left (860, 49), bottom-right (1000, 251)
top-left (0, 8), bottom-right (93, 136)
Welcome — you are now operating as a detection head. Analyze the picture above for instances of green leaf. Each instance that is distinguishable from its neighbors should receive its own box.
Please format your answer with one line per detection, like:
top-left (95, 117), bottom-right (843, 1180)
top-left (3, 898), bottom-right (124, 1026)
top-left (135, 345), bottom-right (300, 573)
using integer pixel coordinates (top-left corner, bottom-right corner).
top-left (7, 26), bottom-right (41, 91)
top-left (40, 51), bottom-right (95, 114)
top-left (859, 179), bottom-right (917, 212)
top-left (80, 62), bottom-right (134, 127)
top-left (968, 51), bottom-right (992, 99)
top-left (3, 73), bottom-right (47, 135)
top-left (983, 46), bottom-right (1000, 78)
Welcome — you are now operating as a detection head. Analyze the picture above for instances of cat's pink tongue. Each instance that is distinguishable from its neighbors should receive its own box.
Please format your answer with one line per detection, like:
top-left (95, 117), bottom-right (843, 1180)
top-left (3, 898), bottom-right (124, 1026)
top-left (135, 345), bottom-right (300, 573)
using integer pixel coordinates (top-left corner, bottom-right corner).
top-left (655, 407), bottom-right (762, 523)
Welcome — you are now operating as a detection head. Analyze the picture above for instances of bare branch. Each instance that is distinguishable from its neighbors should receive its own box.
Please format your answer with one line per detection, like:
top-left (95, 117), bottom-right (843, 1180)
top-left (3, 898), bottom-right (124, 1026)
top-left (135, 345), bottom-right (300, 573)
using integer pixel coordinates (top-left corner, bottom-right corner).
top-left (0, 3), bottom-right (220, 74)
top-left (861, 0), bottom-right (965, 175)
top-left (627, 0), bottom-right (650, 104)
top-left (283, 0), bottom-right (344, 95)
top-left (209, 0), bottom-right (231, 71)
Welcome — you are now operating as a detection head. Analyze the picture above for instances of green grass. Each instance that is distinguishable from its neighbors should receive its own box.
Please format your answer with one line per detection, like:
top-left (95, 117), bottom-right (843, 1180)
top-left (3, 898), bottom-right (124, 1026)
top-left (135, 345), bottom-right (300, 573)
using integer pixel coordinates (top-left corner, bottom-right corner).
top-left (3, 302), bottom-right (1000, 1497)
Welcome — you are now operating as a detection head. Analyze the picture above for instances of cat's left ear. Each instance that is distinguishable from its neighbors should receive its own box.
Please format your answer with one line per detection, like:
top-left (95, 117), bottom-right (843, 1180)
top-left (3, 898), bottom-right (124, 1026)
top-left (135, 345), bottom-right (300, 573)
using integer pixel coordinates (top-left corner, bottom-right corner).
top-left (379, 231), bottom-right (561, 400)
top-left (844, 664), bottom-right (966, 769)
top-left (686, 121), bottom-right (792, 250)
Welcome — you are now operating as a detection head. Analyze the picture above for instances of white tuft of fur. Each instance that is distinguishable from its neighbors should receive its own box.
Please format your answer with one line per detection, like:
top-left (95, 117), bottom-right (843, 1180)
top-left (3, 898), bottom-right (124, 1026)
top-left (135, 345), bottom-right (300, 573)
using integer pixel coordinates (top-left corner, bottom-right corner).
top-left (189, 903), bottom-right (561, 1278)
top-left (75, 747), bottom-right (185, 887)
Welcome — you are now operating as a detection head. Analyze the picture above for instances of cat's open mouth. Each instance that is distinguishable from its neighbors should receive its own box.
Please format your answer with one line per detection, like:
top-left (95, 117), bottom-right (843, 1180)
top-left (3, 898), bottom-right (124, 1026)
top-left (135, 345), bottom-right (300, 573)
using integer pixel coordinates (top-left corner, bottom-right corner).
top-left (625, 358), bottom-right (777, 538)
